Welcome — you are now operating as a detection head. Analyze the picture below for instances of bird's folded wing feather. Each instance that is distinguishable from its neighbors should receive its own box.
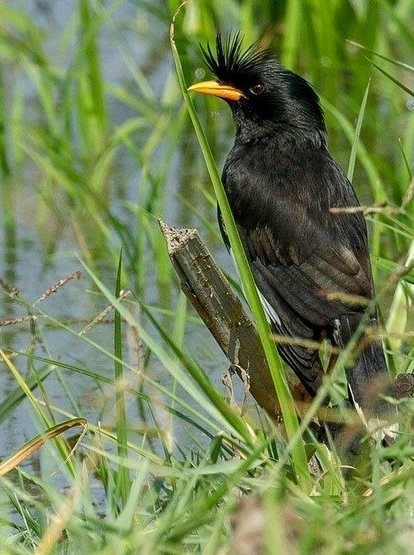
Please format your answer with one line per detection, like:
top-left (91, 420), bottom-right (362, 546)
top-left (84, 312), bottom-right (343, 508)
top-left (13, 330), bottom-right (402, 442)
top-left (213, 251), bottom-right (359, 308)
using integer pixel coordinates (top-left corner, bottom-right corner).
top-left (221, 144), bottom-right (374, 391)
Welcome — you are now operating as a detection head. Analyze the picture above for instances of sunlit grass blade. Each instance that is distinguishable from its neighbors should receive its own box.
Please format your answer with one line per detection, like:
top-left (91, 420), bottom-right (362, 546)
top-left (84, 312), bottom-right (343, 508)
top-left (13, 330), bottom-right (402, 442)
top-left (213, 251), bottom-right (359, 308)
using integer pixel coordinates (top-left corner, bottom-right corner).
top-left (78, 0), bottom-right (108, 145)
top-left (347, 79), bottom-right (371, 182)
top-left (0, 418), bottom-right (87, 476)
top-left (369, 60), bottom-right (414, 97)
top-left (347, 40), bottom-right (414, 72)
top-left (114, 249), bottom-right (129, 507)
top-left (170, 12), bottom-right (311, 489)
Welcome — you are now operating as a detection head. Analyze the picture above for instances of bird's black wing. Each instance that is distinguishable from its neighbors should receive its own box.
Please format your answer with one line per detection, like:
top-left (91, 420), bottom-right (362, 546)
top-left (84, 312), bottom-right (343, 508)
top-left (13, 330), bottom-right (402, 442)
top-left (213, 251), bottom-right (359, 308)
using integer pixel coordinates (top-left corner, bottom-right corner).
top-left (221, 137), bottom-right (374, 396)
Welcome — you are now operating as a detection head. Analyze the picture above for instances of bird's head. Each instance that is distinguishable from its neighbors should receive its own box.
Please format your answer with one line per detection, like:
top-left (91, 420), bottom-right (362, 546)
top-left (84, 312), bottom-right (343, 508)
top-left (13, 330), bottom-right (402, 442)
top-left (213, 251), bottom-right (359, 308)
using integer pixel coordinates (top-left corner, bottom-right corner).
top-left (188, 33), bottom-right (326, 139)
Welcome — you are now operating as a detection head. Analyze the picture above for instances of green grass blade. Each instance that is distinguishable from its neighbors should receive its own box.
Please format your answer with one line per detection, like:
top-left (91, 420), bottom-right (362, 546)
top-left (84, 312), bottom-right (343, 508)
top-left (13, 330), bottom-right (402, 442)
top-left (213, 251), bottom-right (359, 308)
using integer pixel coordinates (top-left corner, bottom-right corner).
top-left (170, 15), bottom-right (311, 490)
top-left (369, 60), bottom-right (414, 97)
top-left (79, 0), bottom-right (108, 138)
top-left (347, 79), bottom-right (371, 182)
top-left (114, 249), bottom-right (129, 506)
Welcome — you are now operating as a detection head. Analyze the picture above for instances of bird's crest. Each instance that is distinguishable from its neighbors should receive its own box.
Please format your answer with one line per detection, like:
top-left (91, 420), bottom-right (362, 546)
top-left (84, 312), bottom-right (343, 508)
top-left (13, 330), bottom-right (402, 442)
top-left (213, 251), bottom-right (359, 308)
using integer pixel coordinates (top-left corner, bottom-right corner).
top-left (201, 33), bottom-right (271, 85)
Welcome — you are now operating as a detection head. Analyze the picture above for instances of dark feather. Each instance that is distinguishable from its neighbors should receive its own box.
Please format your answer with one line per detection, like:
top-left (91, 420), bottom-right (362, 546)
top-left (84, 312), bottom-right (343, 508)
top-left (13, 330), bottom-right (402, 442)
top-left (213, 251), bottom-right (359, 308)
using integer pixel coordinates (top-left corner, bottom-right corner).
top-left (203, 33), bottom-right (393, 419)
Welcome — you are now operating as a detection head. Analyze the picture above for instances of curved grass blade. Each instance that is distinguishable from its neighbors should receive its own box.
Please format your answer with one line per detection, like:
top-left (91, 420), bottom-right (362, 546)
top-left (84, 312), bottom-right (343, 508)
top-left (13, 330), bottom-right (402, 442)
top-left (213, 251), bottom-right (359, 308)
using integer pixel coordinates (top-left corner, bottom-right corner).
top-left (169, 10), bottom-right (311, 490)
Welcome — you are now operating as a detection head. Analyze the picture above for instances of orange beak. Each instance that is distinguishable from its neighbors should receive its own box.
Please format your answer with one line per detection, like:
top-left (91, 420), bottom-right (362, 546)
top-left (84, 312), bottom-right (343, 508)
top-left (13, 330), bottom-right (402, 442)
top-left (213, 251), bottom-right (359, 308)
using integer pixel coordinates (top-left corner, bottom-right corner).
top-left (187, 80), bottom-right (244, 102)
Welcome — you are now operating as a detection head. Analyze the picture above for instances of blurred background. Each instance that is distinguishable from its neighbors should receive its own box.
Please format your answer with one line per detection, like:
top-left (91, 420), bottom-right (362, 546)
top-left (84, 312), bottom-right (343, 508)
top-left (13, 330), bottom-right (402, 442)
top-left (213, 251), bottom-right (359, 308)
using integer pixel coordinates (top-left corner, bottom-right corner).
top-left (1, 0), bottom-right (413, 484)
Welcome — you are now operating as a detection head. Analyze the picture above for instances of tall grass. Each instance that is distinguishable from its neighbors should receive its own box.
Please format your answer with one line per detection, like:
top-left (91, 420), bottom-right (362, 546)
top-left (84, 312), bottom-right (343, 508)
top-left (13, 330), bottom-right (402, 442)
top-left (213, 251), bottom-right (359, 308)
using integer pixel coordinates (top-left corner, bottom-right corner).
top-left (0, 0), bottom-right (413, 552)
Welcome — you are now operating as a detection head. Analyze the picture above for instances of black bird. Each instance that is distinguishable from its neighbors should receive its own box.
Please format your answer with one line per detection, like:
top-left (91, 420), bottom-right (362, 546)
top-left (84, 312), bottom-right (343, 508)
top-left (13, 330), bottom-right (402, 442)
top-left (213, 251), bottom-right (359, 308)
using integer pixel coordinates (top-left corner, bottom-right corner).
top-left (188, 33), bottom-right (393, 424)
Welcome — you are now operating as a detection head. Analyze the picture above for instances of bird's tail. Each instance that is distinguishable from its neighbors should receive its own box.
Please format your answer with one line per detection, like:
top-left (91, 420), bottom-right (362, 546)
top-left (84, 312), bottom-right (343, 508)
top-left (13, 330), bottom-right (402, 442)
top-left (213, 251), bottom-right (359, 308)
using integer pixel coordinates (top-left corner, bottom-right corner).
top-left (327, 314), bottom-right (398, 459)
top-left (335, 313), bottom-right (394, 422)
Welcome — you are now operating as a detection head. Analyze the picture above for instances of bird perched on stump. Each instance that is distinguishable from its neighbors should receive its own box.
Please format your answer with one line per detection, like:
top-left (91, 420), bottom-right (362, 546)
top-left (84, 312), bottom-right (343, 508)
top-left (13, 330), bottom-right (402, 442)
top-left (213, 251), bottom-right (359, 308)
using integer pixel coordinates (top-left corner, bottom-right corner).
top-left (188, 33), bottom-right (394, 430)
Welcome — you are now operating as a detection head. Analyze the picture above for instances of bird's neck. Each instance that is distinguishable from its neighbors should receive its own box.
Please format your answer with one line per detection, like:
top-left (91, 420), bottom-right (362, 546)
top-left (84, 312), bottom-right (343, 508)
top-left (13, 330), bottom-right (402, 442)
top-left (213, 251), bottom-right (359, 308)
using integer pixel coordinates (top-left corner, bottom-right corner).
top-left (234, 117), bottom-right (327, 150)
top-left (230, 101), bottom-right (326, 146)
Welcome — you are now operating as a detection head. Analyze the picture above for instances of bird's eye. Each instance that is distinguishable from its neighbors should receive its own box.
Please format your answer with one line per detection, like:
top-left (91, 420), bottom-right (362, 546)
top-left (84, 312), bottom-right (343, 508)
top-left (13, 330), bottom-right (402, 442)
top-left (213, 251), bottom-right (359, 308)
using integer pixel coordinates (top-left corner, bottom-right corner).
top-left (249, 83), bottom-right (264, 95)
